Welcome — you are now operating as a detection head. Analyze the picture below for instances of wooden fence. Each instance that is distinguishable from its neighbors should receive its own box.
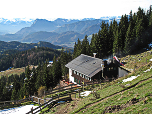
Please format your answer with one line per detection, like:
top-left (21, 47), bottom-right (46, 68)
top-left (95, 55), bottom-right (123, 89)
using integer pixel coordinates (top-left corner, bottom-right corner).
top-left (26, 94), bottom-right (71, 114)
top-left (1, 78), bottom-right (116, 113)
top-left (26, 78), bottom-right (116, 114)
top-left (45, 78), bottom-right (115, 96)
top-left (0, 97), bottom-right (31, 109)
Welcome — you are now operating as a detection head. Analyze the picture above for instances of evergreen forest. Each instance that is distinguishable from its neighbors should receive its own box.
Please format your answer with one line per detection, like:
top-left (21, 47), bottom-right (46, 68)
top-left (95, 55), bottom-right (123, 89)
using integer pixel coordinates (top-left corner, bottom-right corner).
top-left (73, 6), bottom-right (152, 59)
top-left (0, 49), bottom-right (72, 101)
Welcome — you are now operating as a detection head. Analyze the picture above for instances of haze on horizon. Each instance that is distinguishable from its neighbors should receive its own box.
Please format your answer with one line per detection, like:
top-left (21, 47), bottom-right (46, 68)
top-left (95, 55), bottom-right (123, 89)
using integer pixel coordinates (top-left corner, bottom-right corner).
top-left (0, 0), bottom-right (151, 21)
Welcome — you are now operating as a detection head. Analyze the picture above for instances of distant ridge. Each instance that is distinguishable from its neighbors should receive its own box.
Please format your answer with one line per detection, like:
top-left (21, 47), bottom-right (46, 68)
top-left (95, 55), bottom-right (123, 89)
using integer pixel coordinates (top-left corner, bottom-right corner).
top-left (0, 17), bottom-right (119, 47)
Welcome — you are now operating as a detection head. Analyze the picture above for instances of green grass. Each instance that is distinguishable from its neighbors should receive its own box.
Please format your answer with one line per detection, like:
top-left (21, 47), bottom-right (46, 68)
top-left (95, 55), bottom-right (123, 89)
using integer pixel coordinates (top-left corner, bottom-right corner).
top-left (75, 78), bottom-right (152, 114)
top-left (69, 64), bottom-right (152, 114)
top-left (42, 50), bottom-right (152, 114)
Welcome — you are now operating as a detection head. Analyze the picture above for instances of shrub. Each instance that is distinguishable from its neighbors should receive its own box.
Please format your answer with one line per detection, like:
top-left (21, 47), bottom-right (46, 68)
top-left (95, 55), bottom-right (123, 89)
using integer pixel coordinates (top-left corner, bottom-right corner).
top-left (38, 86), bottom-right (46, 97)
top-left (93, 91), bottom-right (100, 99)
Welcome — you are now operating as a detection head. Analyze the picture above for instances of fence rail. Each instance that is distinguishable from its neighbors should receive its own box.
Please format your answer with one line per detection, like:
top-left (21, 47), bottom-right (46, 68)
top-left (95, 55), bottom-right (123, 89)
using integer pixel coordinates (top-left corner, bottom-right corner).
top-left (45, 79), bottom-right (115, 96)
top-left (0, 97), bottom-right (31, 109)
top-left (26, 95), bottom-right (71, 114)
top-left (1, 78), bottom-right (116, 113)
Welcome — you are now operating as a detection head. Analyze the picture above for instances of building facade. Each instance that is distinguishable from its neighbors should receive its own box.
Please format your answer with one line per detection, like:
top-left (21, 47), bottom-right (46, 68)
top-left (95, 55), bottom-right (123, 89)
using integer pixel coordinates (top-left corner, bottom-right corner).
top-left (66, 54), bottom-right (130, 84)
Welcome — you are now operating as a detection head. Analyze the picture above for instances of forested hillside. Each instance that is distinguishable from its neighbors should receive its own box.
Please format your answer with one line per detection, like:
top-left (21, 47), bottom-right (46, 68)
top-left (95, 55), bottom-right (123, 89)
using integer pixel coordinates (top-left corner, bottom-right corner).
top-left (0, 41), bottom-right (62, 54)
top-left (0, 47), bottom-right (61, 71)
top-left (0, 49), bottom-right (72, 101)
top-left (73, 6), bottom-right (152, 59)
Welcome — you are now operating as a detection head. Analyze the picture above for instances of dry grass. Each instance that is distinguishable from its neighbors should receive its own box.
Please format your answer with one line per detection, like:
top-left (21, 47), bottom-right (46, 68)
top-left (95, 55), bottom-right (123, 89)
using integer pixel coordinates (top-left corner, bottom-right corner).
top-left (0, 65), bottom-right (38, 78)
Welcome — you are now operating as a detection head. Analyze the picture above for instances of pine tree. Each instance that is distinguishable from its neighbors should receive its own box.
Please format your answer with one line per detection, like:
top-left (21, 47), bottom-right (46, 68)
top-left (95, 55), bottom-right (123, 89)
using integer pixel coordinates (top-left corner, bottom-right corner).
top-left (124, 23), bottom-right (134, 54)
top-left (52, 55), bottom-right (58, 87)
top-left (24, 65), bottom-right (32, 96)
top-left (81, 35), bottom-right (90, 55)
top-left (108, 21), bottom-right (114, 55)
top-left (73, 38), bottom-right (82, 58)
top-left (96, 22), bottom-right (109, 58)
top-left (90, 34), bottom-right (98, 56)
top-left (113, 29), bottom-right (119, 55)
top-left (11, 88), bottom-right (17, 100)
top-left (118, 14), bottom-right (129, 51)
top-left (149, 12), bottom-right (152, 27)
top-left (35, 63), bottom-right (43, 90)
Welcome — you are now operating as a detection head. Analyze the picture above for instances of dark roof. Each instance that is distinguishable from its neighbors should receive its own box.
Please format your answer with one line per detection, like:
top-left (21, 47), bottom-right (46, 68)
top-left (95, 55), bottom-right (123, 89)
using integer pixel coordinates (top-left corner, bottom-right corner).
top-left (65, 54), bottom-right (103, 77)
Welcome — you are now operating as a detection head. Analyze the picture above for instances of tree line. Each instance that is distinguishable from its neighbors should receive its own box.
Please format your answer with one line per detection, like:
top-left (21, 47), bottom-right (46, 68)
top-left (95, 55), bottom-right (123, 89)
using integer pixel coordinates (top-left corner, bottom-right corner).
top-left (73, 6), bottom-right (152, 59)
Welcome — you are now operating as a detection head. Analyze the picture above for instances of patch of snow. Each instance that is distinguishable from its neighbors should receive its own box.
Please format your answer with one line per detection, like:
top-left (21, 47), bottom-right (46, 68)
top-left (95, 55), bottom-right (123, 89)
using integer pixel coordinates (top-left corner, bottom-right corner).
top-left (143, 67), bottom-right (152, 73)
top-left (0, 105), bottom-right (39, 114)
top-left (80, 91), bottom-right (92, 97)
top-left (122, 75), bottom-right (140, 83)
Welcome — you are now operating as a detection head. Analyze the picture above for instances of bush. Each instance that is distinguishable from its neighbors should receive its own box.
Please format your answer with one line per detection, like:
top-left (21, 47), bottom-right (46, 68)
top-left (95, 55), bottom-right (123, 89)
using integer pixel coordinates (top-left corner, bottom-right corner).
top-left (93, 91), bottom-right (100, 99)
top-left (38, 86), bottom-right (46, 97)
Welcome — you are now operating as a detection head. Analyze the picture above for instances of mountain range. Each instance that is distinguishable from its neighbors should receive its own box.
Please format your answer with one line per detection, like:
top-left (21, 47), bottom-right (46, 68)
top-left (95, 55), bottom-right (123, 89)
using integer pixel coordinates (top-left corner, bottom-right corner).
top-left (0, 17), bottom-right (121, 47)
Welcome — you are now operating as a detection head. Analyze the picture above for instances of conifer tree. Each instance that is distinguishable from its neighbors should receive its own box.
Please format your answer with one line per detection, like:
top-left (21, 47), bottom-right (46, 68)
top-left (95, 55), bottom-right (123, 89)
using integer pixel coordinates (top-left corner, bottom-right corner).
top-left (108, 21), bottom-right (114, 55)
top-left (81, 35), bottom-right (90, 55)
top-left (35, 63), bottom-right (42, 90)
top-left (149, 12), bottom-right (152, 27)
top-left (90, 34), bottom-right (98, 56)
top-left (96, 22), bottom-right (109, 58)
top-left (52, 55), bottom-right (58, 86)
top-left (73, 38), bottom-right (82, 58)
top-left (11, 88), bottom-right (17, 100)
top-left (24, 65), bottom-right (32, 96)
top-left (124, 22), bottom-right (134, 54)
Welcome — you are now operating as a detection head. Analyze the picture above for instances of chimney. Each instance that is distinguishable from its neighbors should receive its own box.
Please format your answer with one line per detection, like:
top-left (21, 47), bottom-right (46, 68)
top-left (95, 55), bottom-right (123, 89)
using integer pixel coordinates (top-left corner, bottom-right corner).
top-left (93, 53), bottom-right (97, 58)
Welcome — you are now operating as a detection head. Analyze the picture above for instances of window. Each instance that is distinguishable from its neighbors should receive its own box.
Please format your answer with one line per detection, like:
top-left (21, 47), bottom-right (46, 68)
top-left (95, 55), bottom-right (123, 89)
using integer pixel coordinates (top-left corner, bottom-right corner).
top-left (85, 76), bottom-right (88, 79)
top-left (74, 71), bottom-right (76, 74)
top-left (77, 72), bottom-right (79, 75)
top-left (107, 68), bottom-right (109, 71)
top-left (80, 73), bottom-right (81, 76)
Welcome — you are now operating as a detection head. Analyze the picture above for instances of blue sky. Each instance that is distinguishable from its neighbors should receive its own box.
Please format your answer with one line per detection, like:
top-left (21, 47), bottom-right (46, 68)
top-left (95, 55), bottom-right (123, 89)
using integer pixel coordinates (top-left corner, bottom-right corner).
top-left (0, 0), bottom-right (151, 21)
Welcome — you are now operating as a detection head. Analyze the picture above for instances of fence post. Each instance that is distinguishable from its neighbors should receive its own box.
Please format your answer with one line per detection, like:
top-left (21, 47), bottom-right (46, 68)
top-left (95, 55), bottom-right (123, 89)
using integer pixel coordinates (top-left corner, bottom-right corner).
top-left (52, 95), bottom-right (53, 101)
top-left (32, 96), bottom-right (33, 102)
top-left (75, 92), bottom-right (76, 98)
top-left (38, 98), bottom-right (40, 105)
top-left (31, 106), bottom-right (33, 114)
top-left (69, 94), bottom-right (71, 99)
top-left (82, 81), bottom-right (84, 92)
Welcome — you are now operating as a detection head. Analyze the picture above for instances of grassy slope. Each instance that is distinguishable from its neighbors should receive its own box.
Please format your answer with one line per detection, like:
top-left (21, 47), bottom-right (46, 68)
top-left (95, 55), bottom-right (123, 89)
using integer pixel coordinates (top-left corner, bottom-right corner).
top-left (46, 50), bottom-right (152, 114)
top-left (0, 65), bottom-right (37, 78)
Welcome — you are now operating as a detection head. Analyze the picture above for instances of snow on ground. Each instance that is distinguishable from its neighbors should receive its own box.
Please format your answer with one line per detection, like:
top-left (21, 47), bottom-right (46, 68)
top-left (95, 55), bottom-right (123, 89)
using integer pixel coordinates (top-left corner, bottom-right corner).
top-left (0, 105), bottom-right (39, 114)
top-left (123, 66), bottom-right (152, 83)
top-left (122, 75), bottom-right (140, 83)
top-left (80, 91), bottom-right (92, 97)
